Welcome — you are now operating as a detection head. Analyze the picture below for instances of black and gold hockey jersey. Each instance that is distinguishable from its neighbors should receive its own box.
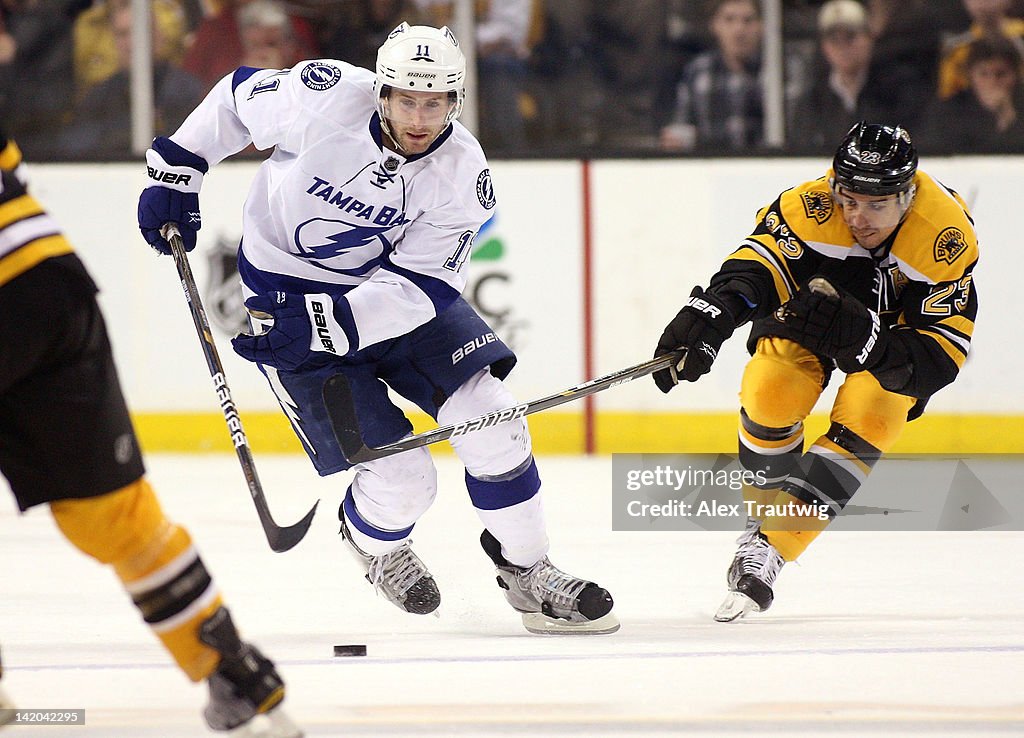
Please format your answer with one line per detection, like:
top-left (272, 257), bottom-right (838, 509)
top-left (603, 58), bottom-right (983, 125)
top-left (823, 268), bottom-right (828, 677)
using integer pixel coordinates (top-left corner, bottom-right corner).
top-left (0, 138), bottom-right (75, 287)
top-left (711, 170), bottom-right (979, 399)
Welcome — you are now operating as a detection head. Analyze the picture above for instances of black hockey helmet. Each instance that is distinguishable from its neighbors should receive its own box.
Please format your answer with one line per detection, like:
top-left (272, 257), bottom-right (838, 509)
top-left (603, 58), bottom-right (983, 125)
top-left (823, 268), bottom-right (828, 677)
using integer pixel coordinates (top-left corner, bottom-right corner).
top-left (832, 122), bottom-right (918, 196)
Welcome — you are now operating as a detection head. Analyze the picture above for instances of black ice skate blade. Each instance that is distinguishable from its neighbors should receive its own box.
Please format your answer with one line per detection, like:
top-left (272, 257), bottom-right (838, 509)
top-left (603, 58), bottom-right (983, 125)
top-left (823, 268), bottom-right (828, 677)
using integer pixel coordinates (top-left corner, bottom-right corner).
top-left (333, 644), bottom-right (368, 657)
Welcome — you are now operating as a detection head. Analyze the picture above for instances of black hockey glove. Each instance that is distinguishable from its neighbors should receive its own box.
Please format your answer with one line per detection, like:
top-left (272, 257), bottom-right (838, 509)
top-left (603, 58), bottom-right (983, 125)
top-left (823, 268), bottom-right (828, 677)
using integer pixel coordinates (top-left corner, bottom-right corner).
top-left (777, 277), bottom-right (890, 373)
top-left (653, 286), bottom-right (736, 392)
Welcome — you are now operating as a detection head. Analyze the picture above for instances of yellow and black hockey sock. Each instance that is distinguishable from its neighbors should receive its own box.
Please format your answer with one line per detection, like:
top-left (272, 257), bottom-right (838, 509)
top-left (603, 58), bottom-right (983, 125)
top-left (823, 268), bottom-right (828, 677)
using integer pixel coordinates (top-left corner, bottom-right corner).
top-left (737, 336), bottom-right (826, 519)
top-left (50, 478), bottom-right (224, 681)
top-left (737, 408), bottom-right (805, 517)
top-left (763, 423), bottom-right (883, 561)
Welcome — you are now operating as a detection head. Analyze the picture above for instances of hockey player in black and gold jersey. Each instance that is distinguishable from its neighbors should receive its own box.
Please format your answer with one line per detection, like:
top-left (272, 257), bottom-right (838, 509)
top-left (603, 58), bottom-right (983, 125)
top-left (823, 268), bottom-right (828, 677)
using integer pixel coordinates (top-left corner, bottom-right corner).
top-left (653, 122), bottom-right (978, 621)
top-left (0, 134), bottom-right (301, 736)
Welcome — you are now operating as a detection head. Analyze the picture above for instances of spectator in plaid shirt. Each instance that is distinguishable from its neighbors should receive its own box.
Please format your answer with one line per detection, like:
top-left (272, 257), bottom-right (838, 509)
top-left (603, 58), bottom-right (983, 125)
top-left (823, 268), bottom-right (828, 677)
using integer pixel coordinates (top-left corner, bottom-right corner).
top-left (660, 0), bottom-right (763, 152)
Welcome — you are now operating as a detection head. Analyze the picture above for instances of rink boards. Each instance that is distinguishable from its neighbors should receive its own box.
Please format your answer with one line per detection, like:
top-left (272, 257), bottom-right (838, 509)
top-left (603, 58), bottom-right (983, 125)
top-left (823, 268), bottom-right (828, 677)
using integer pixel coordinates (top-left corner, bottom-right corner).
top-left (28, 157), bottom-right (1022, 454)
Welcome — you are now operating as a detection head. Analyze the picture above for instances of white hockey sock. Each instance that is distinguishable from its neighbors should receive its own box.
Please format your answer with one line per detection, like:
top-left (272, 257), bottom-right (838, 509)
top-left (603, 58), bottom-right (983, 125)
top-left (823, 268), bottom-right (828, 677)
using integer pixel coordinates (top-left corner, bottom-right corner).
top-left (475, 493), bottom-right (549, 568)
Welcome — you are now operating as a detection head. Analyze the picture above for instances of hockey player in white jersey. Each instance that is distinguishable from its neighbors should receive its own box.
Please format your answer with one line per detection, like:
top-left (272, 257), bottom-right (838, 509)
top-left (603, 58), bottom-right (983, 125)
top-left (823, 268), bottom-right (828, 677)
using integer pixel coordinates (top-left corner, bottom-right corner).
top-left (137, 23), bottom-right (618, 635)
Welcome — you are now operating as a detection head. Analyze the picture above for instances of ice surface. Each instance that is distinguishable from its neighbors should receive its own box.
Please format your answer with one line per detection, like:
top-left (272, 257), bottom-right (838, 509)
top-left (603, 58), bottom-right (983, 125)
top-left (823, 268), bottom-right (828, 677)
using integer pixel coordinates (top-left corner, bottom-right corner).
top-left (1, 455), bottom-right (1021, 737)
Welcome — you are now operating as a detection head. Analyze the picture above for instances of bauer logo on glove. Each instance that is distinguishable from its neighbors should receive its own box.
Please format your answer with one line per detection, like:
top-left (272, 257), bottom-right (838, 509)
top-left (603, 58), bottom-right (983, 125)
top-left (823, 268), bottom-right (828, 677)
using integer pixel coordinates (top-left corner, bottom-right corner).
top-left (146, 168), bottom-right (195, 186)
top-left (686, 295), bottom-right (723, 318)
top-left (652, 285), bottom-right (736, 391)
top-left (309, 300), bottom-right (339, 354)
top-left (137, 137), bottom-right (209, 254)
top-left (232, 292), bottom-right (352, 371)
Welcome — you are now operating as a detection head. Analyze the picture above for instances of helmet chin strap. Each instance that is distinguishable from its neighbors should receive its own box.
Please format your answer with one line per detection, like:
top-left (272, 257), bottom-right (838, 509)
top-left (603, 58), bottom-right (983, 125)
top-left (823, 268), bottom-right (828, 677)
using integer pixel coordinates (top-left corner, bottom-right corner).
top-left (377, 99), bottom-right (407, 154)
top-left (379, 115), bottom-right (407, 154)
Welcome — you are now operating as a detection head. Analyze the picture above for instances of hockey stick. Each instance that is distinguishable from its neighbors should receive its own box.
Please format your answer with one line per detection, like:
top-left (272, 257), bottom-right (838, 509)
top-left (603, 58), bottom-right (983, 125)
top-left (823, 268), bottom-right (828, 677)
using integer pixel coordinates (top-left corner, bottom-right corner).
top-left (161, 223), bottom-right (318, 552)
top-left (324, 350), bottom-right (685, 464)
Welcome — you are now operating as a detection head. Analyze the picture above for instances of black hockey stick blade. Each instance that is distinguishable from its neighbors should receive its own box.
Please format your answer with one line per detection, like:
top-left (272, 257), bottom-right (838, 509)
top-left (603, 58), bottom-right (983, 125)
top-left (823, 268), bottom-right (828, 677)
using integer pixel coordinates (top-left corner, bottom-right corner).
top-left (263, 503), bottom-right (318, 552)
top-left (235, 446), bottom-right (318, 552)
top-left (250, 469), bottom-right (319, 553)
top-left (324, 351), bottom-right (685, 464)
top-left (163, 223), bottom-right (318, 552)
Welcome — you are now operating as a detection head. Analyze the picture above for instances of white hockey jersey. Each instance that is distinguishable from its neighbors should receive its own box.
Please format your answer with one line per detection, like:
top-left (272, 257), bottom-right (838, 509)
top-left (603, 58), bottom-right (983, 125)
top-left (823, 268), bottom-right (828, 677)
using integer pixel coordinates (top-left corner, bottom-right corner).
top-left (170, 60), bottom-right (495, 352)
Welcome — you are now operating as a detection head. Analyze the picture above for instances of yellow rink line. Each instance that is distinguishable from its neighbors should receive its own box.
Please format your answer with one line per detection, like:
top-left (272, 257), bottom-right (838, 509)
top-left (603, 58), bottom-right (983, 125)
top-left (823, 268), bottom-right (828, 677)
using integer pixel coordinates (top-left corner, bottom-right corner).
top-left (133, 412), bottom-right (1024, 455)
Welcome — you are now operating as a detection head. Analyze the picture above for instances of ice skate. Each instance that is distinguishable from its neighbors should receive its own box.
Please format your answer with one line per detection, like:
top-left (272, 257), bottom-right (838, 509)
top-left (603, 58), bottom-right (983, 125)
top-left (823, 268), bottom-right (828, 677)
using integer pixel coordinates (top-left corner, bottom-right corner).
top-left (200, 608), bottom-right (302, 737)
top-left (340, 509), bottom-right (440, 615)
top-left (715, 520), bottom-right (785, 622)
top-left (480, 529), bottom-right (619, 634)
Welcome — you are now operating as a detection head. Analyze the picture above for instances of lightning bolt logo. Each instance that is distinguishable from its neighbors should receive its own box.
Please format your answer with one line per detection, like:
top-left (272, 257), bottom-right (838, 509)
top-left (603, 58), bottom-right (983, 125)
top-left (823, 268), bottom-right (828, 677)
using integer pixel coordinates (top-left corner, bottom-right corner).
top-left (294, 217), bottom-right (393, 276)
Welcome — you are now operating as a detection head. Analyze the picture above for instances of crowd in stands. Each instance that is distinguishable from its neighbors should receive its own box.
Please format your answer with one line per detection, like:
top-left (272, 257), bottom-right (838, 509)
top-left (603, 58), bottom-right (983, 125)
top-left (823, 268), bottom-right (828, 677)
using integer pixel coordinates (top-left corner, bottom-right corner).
top-left (1, 0), bottom-right (1023, 159)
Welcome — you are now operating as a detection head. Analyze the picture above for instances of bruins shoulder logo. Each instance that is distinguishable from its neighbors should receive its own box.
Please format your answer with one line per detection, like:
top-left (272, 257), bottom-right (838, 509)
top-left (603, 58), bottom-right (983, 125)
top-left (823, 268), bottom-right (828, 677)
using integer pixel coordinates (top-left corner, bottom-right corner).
top-left (934, 227), bottom-right (967, 265)
top-left (800, 191), bottom-right (833, 224)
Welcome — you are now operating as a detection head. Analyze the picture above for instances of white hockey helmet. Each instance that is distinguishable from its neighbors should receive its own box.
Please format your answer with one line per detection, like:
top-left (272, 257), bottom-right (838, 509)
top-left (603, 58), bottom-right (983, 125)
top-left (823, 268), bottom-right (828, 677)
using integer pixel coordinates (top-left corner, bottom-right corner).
top-left (374, 23), bottom-right (466, 131)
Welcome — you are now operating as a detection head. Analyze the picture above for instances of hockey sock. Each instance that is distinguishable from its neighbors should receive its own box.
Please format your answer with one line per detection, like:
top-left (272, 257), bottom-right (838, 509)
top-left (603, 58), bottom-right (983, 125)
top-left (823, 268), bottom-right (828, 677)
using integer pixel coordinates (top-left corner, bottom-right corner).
top-left (343, 444), bottom-right (438, 555)
top-left (737, 336), bottom-right (824, 515)
top-left (466, 456), bottom-right (548, 568)
top-left (762, 423), bottom-right (883, 561)
top-left (737, 408), bottom-right (804, 517)
top-left (50, 478), bottom-right (223, 681)
top-left (341, 486), bottom-right (417, 556)
top-left (761, 491), bottom-right (830, 561)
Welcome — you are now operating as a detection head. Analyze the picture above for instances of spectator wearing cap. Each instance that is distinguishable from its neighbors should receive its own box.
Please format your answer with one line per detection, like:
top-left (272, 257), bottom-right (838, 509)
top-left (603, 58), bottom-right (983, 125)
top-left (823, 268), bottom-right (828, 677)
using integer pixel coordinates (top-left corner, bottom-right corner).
top-left (788, 0), bottom-right (899, 152)
top-left (921, 33), bottom-right (1024, 152)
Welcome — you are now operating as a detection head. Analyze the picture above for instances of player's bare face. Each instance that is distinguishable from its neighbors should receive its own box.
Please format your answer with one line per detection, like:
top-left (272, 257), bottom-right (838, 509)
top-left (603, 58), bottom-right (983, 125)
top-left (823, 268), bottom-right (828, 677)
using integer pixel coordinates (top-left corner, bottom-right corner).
top-left (383, 90), bottom-right (452, 154)
top-left (834, 186), bottom-right (907, 249)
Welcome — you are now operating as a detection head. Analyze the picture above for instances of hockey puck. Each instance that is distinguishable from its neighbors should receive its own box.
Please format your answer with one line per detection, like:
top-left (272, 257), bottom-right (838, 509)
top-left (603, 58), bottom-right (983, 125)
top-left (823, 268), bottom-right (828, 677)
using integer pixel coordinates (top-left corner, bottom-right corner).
top-left (333, 644), bottom-right (367, 657)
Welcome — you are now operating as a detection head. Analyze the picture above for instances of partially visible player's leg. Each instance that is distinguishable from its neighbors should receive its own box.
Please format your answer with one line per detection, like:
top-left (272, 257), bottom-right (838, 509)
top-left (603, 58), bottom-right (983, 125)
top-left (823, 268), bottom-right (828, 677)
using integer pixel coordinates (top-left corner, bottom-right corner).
top-left (737, 337), bottom-right (826, 519)
top-left (380, 298), bottom-right (616, 633)
top-left (51, 480), bottom-right (225, 679)
top-left (340, 448), bottom-right (442, 615)
top-left (719, 339), bottom-right (915, 622)
top-left (51, 480), bottom-right (299, 736)
top-left (439, 369), bottom-right (618, 634)
top-left (439, 369), bottom-right (544, 564)
top-left (764, 370), bottom-right (915, 561)
top-left (257, 360), bottom-right (442, 615)
top-left (0, 268), bottom-right (298, 736)
top-left (717, 337), bottom-right (825, 622)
